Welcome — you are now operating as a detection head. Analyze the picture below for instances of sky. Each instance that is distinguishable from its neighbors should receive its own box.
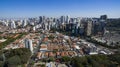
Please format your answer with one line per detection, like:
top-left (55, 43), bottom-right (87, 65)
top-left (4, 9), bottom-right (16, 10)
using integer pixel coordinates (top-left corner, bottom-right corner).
top-left (0, 0), bottom-right (120, 18)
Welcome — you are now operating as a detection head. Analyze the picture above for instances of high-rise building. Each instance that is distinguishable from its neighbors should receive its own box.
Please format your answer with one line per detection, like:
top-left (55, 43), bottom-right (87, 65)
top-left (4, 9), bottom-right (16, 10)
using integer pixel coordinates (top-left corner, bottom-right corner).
top-left (98, 20), bottom-right (106, 35)
top-left (2, 21), bottom-right (8, 26)
top-left (10, 21), bottom-right (16, 29)
top-left (66, 15), bottom-right (70, 23)
top-left (95, 15), bottom-right (107, 35)
top-left (86, 19), bottom-right (93, 36)
top-left (33, 26), bottom-right (36, 31)
top-left (100, 15), bottom-right (107, 20)
top-left (45, 23), bottom-right (48, 30)
top-left (39, 16), bottom-right (46, 23)
top-left (39, 16), bottom-right (43, 23)
top-left (61, 16), bottom-right (66, 24)
top-left (22, 19), bottom-right (27, 27)
top-left (25, 39), bottom-right (33, 53)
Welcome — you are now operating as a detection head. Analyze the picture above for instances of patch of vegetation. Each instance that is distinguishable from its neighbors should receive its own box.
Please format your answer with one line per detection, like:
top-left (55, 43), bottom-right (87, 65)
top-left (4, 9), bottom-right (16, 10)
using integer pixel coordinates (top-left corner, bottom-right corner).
top-left (0, 33), bottom-right (26, 50)
top-left (62, 54), bottom-right (120, 67)
top-left (0, 48), bottom-right (31, 67)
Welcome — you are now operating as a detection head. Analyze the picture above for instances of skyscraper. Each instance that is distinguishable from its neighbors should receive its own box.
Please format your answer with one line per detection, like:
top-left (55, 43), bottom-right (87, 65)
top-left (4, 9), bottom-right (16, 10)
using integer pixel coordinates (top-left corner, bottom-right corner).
top-left (10, 21), bottom-right (16, 29)
top-left (22, 19), bottom-right (27, 27)
top-left (25, 39), bottom-right (33, 53)
top-left (86, 19), bottom-right (93, 36)
top-left (66, 15), bottom-right (70, 24)
top-left (100, 15), bottom-right (107, 21)
top-left (39, 16), bottom-right (43, 23)
top-left (61, 16), bottom-right (65, 24)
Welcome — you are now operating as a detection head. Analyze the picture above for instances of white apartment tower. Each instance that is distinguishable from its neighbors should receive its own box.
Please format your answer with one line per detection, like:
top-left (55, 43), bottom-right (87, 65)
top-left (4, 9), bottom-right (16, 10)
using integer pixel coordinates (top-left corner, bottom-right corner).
top-left (25, 39), bottom-right (33, 53)
top-left (10, 21), bottom-right (16, 29)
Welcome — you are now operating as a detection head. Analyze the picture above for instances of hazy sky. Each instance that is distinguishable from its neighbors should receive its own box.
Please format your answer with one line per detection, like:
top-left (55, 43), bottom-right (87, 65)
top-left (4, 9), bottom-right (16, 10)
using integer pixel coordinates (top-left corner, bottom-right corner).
top-left (0, 0), bottom-right (120, 18)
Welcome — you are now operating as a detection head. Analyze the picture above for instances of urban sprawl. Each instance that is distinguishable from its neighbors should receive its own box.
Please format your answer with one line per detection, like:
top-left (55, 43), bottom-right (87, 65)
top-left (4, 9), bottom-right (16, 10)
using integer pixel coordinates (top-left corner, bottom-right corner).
top-left (0, 15), bottom-right (120, 67)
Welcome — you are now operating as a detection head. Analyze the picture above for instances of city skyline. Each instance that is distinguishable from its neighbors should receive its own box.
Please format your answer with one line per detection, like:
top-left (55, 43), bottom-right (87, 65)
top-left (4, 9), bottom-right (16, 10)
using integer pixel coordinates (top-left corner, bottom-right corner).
top-left (0, 0), bottom-right (120, 18)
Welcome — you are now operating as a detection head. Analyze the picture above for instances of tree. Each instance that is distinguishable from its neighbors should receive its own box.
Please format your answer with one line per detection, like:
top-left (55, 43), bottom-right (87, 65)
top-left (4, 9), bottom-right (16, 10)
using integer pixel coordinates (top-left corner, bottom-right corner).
top-left (7, 55), bottom-right (21, 66)
top-left (71, 57), bottom-right (84, 67)
top-left (0, 61), bottom-right (4, 67)
top-left (41, 64), bottom-right (45, 67)
top-left (61, 56), bottom-right (71, 62)
top-left (49, 57), bottom-right (55, 62)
